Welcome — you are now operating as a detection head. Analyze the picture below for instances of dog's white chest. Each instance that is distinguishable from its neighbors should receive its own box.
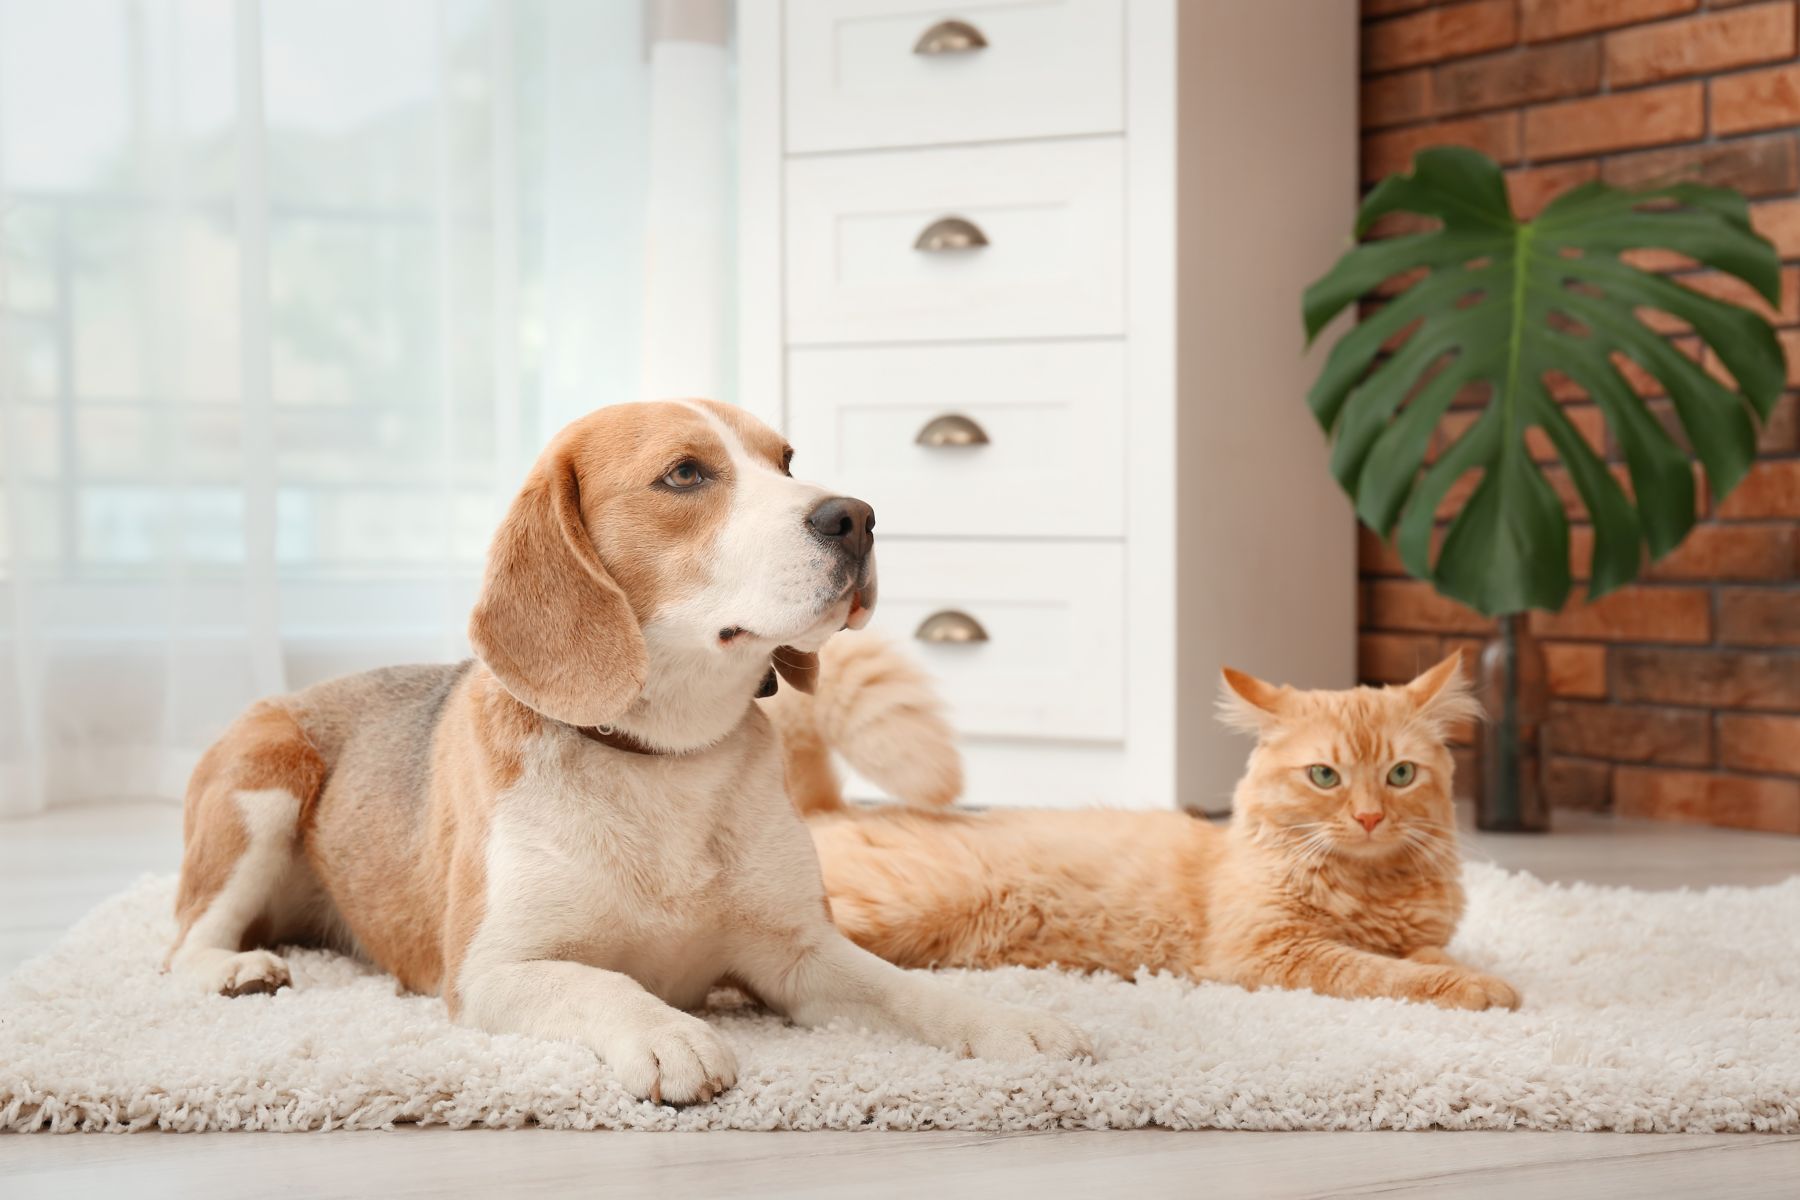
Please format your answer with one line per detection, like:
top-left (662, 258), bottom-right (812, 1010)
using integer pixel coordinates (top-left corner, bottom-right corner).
top-left (471, 739), bottom-right (767, 1008)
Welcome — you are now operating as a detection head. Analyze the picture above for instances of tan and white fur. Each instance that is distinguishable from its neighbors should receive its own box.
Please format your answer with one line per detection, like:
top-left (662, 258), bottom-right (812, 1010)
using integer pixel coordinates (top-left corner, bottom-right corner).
top-left (167, 399), bottom-right (1088, 1105)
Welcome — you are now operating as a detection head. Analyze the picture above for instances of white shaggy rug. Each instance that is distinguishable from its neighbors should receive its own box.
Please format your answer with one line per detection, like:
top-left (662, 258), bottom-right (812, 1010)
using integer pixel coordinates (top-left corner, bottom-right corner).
top-left (3, 864), bottom-right (1797, 1134)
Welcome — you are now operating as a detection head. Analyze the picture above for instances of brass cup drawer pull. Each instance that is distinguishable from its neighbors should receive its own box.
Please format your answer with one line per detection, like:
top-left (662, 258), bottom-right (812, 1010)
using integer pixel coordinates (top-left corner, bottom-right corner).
top-left (915, 413), bottom-right (990, 447)
top-left (915, 610), bottom-right (990, 644)
top-left (913, 18), bottom-right (987, 55)
top-left (914, 216), bottom-right (988, 252)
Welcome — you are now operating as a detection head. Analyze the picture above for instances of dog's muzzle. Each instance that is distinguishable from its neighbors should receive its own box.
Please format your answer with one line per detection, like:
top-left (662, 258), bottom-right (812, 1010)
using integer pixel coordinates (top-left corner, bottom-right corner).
top-left (807, 495), bottom-right (877, 630)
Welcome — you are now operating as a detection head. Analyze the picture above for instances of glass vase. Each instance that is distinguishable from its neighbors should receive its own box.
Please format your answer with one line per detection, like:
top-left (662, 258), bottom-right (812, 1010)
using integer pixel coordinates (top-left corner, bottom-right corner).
top-left (1477, 613), bottom-right (1551, 832)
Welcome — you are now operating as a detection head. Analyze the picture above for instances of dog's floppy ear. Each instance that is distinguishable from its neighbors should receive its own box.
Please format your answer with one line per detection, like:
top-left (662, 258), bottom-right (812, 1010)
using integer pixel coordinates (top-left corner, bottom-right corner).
top-left (469, 452), bottom-right (646, 726)
top-left (772, 645), bottom-right (818, 695)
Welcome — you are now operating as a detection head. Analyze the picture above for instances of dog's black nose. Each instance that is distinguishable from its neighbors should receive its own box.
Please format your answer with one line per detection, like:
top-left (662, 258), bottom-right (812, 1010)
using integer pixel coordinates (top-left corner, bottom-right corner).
top-left (807, 496), bottom-right (875, 560)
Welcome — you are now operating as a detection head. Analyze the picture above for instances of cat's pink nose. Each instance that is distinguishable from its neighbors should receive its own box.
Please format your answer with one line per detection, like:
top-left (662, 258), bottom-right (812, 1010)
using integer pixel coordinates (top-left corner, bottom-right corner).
top-left (1353, 812), bottom-right (1385, 833)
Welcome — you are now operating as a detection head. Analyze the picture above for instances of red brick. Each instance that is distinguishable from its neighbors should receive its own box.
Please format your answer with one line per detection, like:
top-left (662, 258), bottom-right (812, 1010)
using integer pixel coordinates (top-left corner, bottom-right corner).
top-left (1674, 265), bottom-right (1800, 328)
top-left (1365, 0), bottom-right (1520, 72)
top-left (1444, 635), bottom-right (1489, 683)
top-left (1363, 112), bottom-right (1523, 181)
top-left (1636, 304), bottom-right (1692, 336)
top-left (1647, 523), bottom-right (1797, 581)
top-left (1611, 337), bottom-right (1702, 398)
top-left (1713, 62), bottom-right (1800, 137)
top-left (1615, 766), bottom-right (1800, 832)
top-left (1434, 40), bottom-right (1600, 116)
top-left (1358, 525), bottom-right (1409, 576)
top-left (1546, 757), bottom-right (1612, 811)
top-left (1784, 329), bottom-right (1800, 388)
top-left (1363, 69), bottom-right (1435, 129)
top-left (1530, 585), bottom-right (1711, 643)
top-left (1438, 405), bottom-right (1602, 464)
top-left (1718, 713), bottom-right (1800, 776)
top-left (1751, 198), bottom-right (1800, 258)
top-left (1523, 83), bottom-right (1705, 161)
top-left (1545, 642), bottom-right (1608, 698)
top-left (1363, 0), bottom-right (1431, 16)
top-left (1544, 369), bottom-right (1589, 403)
top-left (1718, 587), bottom-right (1800, 646)
top-left (1532, 404), bottom-right (1607, 460)
top-left (1612, 646), bottom-right (1800, 709)
top-left (1508, 162), bottom-right (1600, 219)
top-left (1621, 247), bottom-right (1701, 274)
top-left (1603, 3), bottom-right (1797, 88)
top-left (1366, 579), bottom-right (1498, 634)
top-left (1548, 701), bottom-right (1712, 764)
top-left (1523, 0), bottom-right (1697, 42)
top-left (1601, 134), bottom-right (1800, 199)
top-left (1372, 265), bottom-right (1432, 300)
top-left (1433, 465), bottom-right (1486, 518)
top-left (1563, 525), bottom-right (1599, 581)
top-left (1359, 632), bottom-right (1446, 684)
top-left (1362, 213), bottom-right (1446, 244)
top-left (1759, 394), bottom-right (1798, 455)
top-left (1717, 460), bottom-right (1800, 520)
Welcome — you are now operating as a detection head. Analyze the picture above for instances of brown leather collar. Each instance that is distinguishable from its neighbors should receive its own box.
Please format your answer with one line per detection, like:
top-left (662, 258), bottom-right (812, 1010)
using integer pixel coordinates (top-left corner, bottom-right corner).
top-left (573, 722), bottom-right (665, 756)
top-left (574, 669), bottom-right (780, 757)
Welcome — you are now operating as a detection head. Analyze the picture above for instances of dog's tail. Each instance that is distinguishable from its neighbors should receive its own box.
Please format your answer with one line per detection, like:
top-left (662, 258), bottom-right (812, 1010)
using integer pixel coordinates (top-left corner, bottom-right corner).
top-left (763, 629), bottom-right (963, 815)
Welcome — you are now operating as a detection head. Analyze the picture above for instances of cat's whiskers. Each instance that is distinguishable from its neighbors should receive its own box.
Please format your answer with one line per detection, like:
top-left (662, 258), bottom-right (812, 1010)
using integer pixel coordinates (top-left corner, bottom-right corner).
top-left (1396, 826), bottom-right (1460, 875)
top-left (1274, 827), bottom-right (1345, 896)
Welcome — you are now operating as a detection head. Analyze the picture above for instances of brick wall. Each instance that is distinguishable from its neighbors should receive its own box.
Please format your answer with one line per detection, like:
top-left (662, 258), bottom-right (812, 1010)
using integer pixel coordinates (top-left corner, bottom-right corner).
top-left (1357, 0), bottom-right (1800, 834)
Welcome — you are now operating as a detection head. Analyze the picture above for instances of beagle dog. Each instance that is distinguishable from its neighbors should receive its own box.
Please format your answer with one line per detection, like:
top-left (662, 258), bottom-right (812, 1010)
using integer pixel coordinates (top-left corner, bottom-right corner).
top-left (166, 399), bottom-right (1088, 1103)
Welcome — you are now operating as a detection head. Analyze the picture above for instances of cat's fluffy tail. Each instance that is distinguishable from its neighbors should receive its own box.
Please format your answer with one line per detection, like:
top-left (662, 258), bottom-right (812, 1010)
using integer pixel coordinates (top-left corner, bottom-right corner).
top-left (762, 629), bottom-right (962, 815)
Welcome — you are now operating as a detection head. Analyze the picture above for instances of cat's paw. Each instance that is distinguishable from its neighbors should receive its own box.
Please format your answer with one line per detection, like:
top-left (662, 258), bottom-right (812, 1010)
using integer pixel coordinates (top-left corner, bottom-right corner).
top-left (1431, 969), bottom-right (1521, 1011)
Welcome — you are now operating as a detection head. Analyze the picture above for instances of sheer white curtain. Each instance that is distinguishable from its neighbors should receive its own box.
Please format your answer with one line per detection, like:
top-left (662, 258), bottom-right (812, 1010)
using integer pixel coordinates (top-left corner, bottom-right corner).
top-left (0, 0), bottom-right (733, 815)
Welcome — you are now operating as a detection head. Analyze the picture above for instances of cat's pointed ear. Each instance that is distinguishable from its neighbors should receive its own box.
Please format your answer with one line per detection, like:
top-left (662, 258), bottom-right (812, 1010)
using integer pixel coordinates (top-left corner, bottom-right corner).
top-left (1406, 651), bottom-right (1483, 732)
top-left (1218, 667), bottom-right (1289, 735)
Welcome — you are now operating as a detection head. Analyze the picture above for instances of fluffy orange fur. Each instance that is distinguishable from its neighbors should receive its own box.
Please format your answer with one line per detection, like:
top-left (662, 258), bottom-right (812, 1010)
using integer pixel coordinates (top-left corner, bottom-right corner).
top-left (806, 653), bottom-right (1521, 1011)
top-left (763, 630), bottom-right (963, 812)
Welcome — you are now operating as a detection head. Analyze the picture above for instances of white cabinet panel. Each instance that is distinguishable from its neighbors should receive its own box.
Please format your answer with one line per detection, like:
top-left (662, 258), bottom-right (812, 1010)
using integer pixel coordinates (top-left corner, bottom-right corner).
top-left (864, 540), bottom-right (1124, 740)
top-left (788, 341), bottom-right (1125, 538)
top-left (786, 139), bottom-right (1124, 344)
top-left (785, 0), bottom-right (1124, 153)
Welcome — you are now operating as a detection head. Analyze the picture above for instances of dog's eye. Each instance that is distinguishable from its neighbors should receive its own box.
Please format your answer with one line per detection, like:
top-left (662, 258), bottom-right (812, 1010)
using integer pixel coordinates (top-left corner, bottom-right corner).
top-left (1307, 764), bottom-right (1340, 789)
top-left (781, 447), bottom-right (794, 477)
top-left (661, 460), bottom-right (705, 490)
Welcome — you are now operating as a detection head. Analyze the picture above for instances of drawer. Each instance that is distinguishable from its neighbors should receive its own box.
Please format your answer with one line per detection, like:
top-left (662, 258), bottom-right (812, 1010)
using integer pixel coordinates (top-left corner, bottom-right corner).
top-left (785, 0), bottom-right (1124, 154)
top-left (788, 341), bottom-right (1124, 538)
top-left (863, 540), bottom-right (1123, 741)
top-left (785, 138), bottom-right (1124, 345)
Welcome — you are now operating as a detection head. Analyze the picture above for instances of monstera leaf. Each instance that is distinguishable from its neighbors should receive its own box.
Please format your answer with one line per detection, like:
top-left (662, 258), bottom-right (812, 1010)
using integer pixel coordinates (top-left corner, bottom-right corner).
top-left (1304, 147), bottom-right (1784, 617)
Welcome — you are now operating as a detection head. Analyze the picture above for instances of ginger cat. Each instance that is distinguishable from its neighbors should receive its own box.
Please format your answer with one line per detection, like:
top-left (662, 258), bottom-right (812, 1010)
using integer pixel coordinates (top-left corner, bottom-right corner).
top-left (790, 651), bottom-right (1521, 1012)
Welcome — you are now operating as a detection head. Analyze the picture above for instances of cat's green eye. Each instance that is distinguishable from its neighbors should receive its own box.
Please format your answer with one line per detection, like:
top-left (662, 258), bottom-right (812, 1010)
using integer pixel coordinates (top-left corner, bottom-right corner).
top-left (1307, 765), bottom-right (1340, 789)
top-left (1387, 761), bottom-right (1417, 787)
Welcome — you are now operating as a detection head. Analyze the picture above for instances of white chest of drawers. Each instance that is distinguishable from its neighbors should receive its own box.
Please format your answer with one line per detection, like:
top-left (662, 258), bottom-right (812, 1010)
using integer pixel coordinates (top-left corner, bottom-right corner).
top-left (738, 0), bottom-right (1359, 811)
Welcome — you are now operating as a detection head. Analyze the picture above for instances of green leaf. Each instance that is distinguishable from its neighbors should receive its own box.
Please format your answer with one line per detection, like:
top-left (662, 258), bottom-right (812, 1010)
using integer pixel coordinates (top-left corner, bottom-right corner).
top-left (1303, 146), bottom-right (1784, 617)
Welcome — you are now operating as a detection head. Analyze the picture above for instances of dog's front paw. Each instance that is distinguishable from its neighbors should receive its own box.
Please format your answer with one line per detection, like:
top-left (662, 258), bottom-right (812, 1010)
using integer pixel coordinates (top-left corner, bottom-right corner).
top-left (182, 948), bottom-right (292, 997)
top-left (945, 1003), bottom-right (1093, 1061)
top-left (607, 1012), bottom-right (738, 1105)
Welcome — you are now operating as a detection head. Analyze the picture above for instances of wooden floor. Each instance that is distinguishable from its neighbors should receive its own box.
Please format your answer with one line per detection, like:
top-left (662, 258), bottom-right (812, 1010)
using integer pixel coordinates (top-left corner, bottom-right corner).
top-left (2, 800), bottom-right (1796, 1198)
